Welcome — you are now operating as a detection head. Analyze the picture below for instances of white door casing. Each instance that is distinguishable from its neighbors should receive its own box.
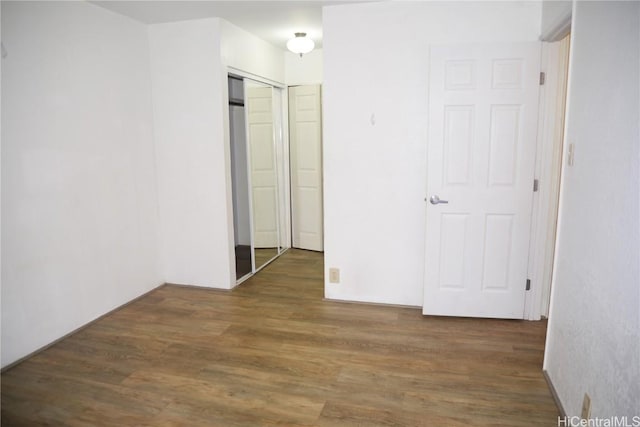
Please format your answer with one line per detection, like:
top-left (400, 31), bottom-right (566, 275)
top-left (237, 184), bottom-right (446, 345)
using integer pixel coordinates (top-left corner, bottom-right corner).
top-left (289, 85), bottom-right (324, 251)
top-left (246, 86), bottom-right (278, 249)
top-left (423, 43), bottom-right (541, 319)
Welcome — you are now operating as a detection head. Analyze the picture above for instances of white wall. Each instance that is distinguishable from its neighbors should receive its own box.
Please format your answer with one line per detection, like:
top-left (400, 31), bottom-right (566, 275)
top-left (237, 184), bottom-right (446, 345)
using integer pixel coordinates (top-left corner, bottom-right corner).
top-left (220, 20), bottom-right (285, 84)
top-left (544, 1), bottom-right (640, 417)
top-left (322, 1), bottom-right (542, 306)
top-left (148, 18), bottom-right (235, 289)
top-left (541, 0), bottom-right (571, 40)
top-left (0, 1), bottom-right (3, 365)
top-left (285, 49), bottom-right (323, 85)
top-left (1, 1), bottom-right (161, 367)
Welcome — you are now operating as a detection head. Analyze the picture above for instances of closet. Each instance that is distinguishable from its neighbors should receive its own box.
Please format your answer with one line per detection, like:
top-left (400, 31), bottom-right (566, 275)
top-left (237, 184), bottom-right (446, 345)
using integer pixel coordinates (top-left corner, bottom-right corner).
top-left (228, 75), bottom-right (289, 283)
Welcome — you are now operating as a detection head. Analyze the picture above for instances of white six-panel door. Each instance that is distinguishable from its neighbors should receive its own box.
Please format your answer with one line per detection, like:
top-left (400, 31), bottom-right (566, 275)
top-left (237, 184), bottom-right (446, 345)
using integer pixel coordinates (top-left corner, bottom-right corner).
top-left (423, 43), bottom-right (541, 319)
top-left (246, 86), bottom-right (278, 249)
top-left (289, 85), bottom-right (324, 251)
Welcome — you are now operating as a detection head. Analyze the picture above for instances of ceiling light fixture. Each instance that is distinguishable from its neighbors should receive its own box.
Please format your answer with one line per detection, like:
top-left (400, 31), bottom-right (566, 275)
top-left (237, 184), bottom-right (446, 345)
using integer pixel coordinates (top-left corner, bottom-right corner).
top-left (286, 32), bottom-right (315, 57)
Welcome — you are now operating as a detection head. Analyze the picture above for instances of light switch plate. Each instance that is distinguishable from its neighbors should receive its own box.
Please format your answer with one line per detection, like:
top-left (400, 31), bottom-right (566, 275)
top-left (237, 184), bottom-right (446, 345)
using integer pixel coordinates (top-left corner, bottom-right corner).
top-left (568, 143), bottom-right (575, 166)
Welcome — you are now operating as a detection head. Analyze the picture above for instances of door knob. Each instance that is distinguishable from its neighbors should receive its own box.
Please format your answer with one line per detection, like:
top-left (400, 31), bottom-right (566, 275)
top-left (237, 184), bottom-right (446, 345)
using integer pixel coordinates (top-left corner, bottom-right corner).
top-left (429, 195), bottom-right (448, 205)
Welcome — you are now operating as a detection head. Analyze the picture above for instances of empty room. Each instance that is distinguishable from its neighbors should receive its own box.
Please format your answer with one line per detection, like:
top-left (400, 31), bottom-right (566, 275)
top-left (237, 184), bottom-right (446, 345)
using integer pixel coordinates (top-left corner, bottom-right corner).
top-left (1, 0), bottom-right (638, 425)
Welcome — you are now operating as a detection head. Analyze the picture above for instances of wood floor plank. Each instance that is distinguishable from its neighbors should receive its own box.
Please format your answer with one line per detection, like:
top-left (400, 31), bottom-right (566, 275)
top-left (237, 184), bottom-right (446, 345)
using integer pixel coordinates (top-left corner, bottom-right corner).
top-left (1, 249), bottom-right (559, 426)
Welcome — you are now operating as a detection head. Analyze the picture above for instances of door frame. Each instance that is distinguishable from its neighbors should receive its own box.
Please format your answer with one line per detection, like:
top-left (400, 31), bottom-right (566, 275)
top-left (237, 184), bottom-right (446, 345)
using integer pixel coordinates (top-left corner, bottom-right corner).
top-left (523, 36), bottom-right (571, 320)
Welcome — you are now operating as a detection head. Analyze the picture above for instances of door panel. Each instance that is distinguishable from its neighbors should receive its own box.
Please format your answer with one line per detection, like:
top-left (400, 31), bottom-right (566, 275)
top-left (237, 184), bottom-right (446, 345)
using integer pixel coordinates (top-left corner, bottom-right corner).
top-left (423, 43), bottom-right (541, 319)
top-left (246, 86), bottom-right (278, 249)
top-left (289, 85), bottom-right (324, 251)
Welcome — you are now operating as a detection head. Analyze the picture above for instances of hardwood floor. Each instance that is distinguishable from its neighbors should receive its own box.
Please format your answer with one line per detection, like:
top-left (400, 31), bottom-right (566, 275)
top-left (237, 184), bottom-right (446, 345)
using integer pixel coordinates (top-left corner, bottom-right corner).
top-left (254, 248), bottom-right (279, 271)
top-left (1, 249), bottom-right (559, 426)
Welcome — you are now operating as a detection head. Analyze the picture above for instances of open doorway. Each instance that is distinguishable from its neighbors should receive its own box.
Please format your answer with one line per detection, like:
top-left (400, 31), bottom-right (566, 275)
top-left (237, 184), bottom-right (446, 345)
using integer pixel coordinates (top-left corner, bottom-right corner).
top-left (229, 75), bottom-right (253, 280)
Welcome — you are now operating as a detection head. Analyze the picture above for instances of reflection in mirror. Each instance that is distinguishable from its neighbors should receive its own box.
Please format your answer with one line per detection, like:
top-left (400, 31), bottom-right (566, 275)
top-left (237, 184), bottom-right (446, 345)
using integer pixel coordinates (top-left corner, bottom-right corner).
top-left (228, 76), bottom-right (253, 280)
top-left (245, 80), bottom-right (279, 270)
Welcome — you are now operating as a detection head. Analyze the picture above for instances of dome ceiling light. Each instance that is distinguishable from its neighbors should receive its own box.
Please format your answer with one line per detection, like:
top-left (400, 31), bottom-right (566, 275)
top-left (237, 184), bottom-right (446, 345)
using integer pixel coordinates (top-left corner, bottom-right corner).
top-left (286, 32), bottom-right (315, 57)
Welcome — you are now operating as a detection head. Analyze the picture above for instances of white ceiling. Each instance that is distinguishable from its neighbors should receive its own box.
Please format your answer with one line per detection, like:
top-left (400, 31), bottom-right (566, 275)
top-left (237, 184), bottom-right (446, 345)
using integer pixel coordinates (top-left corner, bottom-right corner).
top-left (92, 1), bottom-right (368, 50)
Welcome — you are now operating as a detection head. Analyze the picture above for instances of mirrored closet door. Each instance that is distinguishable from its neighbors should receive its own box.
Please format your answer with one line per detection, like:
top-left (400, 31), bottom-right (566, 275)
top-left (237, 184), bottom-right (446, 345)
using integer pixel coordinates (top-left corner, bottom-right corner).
top-left (228, 74), bottom-right (289, 283)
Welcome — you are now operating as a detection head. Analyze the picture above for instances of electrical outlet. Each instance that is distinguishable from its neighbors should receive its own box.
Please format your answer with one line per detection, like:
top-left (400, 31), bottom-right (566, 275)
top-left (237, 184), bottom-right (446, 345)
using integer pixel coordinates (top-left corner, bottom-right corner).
top-left (329, 268), bottom-right (340, 284)
top-left (581, 393), bottom-right (591, 420)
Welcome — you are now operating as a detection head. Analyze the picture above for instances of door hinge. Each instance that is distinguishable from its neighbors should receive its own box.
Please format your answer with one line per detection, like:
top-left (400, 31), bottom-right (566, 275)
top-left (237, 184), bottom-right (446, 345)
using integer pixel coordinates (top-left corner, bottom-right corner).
top-left (539, 72), bottom-right (546, 85)
top-left (533, 179), bottom-right (539, 192)
top-left (526, 279), bottom-right (531, 291)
